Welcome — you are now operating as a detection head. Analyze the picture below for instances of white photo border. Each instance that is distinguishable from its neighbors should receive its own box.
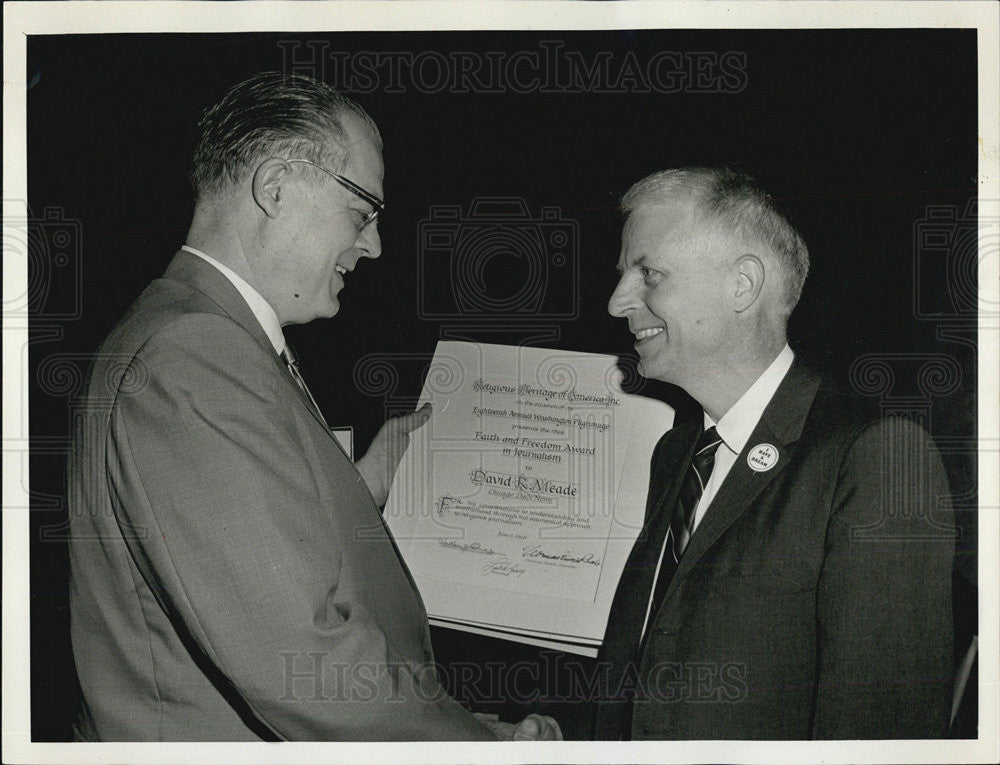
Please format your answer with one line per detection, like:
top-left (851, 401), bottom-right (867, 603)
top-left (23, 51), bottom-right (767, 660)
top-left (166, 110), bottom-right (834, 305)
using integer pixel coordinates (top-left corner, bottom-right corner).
top-left (3, 2), bottom-right (998, 764)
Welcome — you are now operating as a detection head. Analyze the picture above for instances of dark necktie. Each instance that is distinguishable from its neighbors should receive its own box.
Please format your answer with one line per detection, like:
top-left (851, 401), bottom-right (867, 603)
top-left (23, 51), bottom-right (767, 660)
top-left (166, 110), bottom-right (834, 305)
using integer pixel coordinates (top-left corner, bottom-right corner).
top-left (668, 425), bottom-right (723, 562)
top-left (280, 343), bottom-right (329, 429)
top-left (649, 427), bottom-right (722, 640)
top-left (641, 426), bottom-right (724, 631)
top-left (590, 424), bottom-right (723, 740)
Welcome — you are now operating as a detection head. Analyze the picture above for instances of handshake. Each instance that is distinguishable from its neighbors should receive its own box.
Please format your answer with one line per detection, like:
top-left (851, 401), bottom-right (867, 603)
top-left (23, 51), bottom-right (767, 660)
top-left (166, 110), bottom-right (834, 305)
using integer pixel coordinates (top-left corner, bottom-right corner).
top-left (474, 712), bottom-right (563, 741)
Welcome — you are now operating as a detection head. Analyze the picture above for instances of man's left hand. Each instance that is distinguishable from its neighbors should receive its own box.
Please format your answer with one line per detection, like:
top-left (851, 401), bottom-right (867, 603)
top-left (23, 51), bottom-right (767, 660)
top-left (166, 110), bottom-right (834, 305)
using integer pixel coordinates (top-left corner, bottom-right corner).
top-left (473, 712), bottom-right (563, 741)
top-left (513, 713), bottom-right (563, 741)
top-left (355, 403), bottom-right (432, 506)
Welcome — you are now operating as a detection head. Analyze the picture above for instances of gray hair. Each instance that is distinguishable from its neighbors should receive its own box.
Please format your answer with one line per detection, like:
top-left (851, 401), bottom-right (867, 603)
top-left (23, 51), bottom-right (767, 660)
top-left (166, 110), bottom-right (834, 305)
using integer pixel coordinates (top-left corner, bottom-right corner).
top-left (622, 166), bottom-right (809, 317)
top-left (190, 71), bottom-right (381, 198)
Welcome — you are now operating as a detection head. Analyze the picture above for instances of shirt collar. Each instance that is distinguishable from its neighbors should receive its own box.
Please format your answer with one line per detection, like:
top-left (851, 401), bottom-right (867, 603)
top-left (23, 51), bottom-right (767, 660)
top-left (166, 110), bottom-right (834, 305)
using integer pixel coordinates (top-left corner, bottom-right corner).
top-left (706, 343), bottom-right (795, 455)
top-left (181, 245), bottom-right (286, 355)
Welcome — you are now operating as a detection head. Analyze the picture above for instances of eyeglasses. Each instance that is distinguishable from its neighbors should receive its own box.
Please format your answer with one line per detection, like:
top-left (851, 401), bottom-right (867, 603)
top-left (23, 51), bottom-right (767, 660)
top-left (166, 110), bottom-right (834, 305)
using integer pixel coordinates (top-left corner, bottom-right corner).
top-left (285, 158), bottom-right (385, 229)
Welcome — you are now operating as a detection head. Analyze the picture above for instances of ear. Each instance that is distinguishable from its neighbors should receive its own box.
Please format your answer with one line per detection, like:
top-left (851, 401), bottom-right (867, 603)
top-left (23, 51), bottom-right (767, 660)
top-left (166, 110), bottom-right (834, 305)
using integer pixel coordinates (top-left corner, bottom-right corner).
top-left (251, 158), bottom-right (293, 219)
top-left (732, 253), bottom-right (765, 312)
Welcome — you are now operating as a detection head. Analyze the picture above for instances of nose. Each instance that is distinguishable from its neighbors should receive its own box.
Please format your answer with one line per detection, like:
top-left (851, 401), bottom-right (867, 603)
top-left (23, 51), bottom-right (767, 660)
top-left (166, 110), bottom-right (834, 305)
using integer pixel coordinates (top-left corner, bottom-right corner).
top-left (608, 272), bottom-right (639, 317)
top-left (356, 221), bottom-right (382, 260)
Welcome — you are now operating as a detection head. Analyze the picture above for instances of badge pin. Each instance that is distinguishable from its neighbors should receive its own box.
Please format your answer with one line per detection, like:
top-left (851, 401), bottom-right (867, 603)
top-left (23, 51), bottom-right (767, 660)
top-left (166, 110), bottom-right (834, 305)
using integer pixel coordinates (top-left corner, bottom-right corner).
top-left (747, 443), bottom-right (779, 472)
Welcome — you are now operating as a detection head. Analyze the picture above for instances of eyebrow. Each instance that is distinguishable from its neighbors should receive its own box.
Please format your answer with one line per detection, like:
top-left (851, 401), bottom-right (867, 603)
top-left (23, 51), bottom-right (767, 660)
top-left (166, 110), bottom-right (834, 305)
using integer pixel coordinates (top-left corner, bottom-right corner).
top-left (351, 199), bottom-right (379, 213)
top-left (616, 254), bottom-right (649, 275)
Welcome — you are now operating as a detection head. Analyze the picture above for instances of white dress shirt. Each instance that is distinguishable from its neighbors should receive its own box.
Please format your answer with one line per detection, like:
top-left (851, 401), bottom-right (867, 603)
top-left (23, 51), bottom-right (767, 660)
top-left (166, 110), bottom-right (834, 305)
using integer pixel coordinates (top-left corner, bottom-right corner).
top-left (639, 344), bottom-right (794, 639)
top-left (181, 245), bottom-right (285, 355)
top-left (692, 343), bottom-right (795, 535)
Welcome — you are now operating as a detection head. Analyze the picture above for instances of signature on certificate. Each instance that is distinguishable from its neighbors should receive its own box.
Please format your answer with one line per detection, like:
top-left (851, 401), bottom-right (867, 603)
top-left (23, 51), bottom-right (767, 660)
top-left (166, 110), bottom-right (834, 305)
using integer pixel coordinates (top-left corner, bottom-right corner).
top-left (481, 556), bottom-right (526, 577)
top-left (521, 544), bottom-right (602, 566)
top-left (438, 539), bottom-right (497, 555)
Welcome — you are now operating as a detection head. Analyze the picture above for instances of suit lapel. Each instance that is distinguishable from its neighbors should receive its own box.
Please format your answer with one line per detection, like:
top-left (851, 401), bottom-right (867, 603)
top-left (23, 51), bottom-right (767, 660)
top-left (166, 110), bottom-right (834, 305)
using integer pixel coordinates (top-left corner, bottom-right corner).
top-left (164, 251), bottom-right (273, 352)
top-left (667, 359), bottom-right (822, 589)
top-left (276, 350), bottom-right (336, 435)
top-left (644, 420), bottom-right (701, 529)
top-left (162, 251), bottom-right (335, 437)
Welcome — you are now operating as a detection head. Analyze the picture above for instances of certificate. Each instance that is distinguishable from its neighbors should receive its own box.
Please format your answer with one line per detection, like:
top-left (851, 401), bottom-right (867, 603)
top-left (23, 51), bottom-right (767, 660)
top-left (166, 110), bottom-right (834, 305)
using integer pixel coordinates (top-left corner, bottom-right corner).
top-left (384, 341), bottom-right (674, 656)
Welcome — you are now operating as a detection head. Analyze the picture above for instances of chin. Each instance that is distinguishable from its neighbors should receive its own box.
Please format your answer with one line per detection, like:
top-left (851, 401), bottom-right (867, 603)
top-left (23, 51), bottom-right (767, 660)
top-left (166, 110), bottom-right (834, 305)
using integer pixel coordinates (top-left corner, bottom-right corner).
top-left (637, 355), bottom-right (673, 385)
top-left (637, 362), bottom-right (665, 383)
top-left (324, 296), bottom-right (341, 318)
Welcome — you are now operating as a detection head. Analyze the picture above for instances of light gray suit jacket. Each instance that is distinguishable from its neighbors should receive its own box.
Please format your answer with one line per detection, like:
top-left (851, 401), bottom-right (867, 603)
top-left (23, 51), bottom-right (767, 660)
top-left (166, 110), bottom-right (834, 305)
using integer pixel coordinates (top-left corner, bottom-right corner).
top-left (68, 251), bottom-right (495, 741)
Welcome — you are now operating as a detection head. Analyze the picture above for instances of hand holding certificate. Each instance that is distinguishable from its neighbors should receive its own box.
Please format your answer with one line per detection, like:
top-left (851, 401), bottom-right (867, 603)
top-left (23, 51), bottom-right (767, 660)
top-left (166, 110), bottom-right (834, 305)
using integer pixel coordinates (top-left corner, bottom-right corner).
top-left (385, 341), bottom-right (673, 656)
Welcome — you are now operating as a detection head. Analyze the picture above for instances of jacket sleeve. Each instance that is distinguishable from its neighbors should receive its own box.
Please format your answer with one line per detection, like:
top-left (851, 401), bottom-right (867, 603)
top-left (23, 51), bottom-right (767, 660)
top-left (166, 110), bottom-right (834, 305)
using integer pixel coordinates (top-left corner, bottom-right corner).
top-left (812, 415), bottom-right (954, 738)
top-left (105, 313), bottom-right (498, 741)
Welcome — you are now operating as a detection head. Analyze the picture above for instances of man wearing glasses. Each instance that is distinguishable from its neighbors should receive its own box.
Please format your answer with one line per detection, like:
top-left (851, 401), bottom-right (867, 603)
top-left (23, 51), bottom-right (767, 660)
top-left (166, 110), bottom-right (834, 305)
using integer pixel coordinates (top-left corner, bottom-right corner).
top-left (68, 72), bottom-right (560, 742)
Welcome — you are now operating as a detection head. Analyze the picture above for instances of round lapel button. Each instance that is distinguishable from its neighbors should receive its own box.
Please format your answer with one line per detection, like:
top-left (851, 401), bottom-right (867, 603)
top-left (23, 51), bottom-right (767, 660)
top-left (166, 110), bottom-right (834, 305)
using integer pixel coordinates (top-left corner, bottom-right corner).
top-left (747, 443), bottom-right (779, 472)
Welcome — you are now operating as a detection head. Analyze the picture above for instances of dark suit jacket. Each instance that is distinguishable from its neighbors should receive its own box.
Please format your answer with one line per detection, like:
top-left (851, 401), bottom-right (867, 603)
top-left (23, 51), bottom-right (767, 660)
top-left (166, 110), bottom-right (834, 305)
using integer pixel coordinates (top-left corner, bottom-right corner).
top-left (68, 251), bottom-right (496, 741)
top-left (593, 358), bottom-right (955, 739)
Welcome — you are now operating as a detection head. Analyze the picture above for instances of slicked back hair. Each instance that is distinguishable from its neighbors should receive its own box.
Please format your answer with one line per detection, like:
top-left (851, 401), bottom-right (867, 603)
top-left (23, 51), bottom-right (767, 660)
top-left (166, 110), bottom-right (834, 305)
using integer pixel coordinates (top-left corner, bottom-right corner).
top-left (190, 71), bottom-right (381, 199)
top-left (622, 166), bottom-right (809, 318)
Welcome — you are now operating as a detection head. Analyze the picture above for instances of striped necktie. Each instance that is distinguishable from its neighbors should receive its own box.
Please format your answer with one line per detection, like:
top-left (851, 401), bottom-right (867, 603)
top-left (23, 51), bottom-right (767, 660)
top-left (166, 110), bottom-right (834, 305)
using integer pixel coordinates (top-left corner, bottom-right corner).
top-left (592, 424), bottom-right (725, 739)
top-left (639, 426), bottom-right (725, 642)
top-left (280, 343), bottom-right (329, 429)
top-left (669, 425), bottom-right (724, 561)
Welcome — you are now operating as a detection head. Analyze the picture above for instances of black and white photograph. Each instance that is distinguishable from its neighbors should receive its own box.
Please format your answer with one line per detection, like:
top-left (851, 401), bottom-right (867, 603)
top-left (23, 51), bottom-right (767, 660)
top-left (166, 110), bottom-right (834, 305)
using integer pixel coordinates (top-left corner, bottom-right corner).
top-left (3, 2), bottom-right (998, 763)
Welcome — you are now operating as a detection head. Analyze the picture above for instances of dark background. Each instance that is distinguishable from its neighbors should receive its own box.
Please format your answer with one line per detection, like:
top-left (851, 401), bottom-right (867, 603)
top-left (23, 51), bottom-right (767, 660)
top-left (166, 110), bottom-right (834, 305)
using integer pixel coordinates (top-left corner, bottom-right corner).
top-left (26, 30), bottom-right (979, 740)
